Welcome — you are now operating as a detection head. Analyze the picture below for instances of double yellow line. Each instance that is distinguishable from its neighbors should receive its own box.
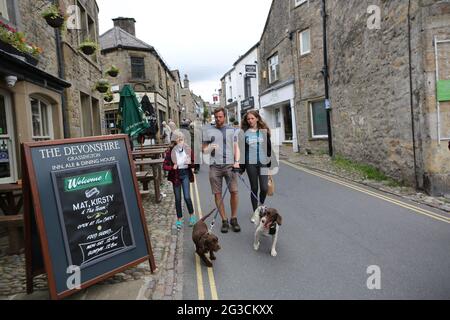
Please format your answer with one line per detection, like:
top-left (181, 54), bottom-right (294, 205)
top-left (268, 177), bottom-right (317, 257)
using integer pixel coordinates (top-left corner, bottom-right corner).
top-left (191, 178), bottom-right (219, 300)
top-left (281, 160), bottom-right (450, 224)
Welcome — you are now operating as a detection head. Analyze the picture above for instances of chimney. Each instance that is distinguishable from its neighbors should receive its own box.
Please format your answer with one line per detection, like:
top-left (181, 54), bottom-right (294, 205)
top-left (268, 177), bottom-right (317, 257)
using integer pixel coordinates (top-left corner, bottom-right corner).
top-left (184, 74), bottom-right (190, 89)
top-left (113, 17), bottom-right (136, 36)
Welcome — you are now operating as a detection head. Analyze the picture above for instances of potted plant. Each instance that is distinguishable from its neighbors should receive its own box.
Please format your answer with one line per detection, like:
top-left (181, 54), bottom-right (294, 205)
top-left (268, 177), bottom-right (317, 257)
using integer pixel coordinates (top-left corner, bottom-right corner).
top-left (106, 65), bottom-right (119, 77)
top-left (41, 4), bottom-right (66, 29)
top-left (95, 79), bottom-right (110, 93)
top-left (103, 91), bottom-right (114, 103)
top-left (0, 21), bottom-right (42, 65)
top-left (79, 39), bottom-right (98, 55)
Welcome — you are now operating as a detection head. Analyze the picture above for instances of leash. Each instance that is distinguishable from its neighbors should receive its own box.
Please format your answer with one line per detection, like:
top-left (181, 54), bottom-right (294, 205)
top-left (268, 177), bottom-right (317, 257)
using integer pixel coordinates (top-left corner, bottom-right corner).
top-left (236, 172), bottom-right (265, 208)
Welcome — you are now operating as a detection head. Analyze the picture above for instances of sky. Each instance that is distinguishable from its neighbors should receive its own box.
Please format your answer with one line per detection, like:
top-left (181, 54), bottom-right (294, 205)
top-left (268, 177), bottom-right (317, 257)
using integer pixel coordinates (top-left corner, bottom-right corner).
top-left (97, 0), bottom-right (273, 103)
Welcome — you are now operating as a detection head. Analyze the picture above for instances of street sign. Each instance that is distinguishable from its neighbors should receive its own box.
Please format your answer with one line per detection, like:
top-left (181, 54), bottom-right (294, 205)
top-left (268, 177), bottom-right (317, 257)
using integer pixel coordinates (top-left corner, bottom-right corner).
top-left (22, 135), bottom-right (156, 300)
top-left (245, 65), bottom-right (257, 73)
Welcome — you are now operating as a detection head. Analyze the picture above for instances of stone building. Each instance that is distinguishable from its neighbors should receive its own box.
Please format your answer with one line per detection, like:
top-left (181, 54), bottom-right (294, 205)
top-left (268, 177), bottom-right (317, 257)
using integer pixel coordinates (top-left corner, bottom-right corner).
top-left (180, 74), bottom-right (198, 122)
top-left (100, 17), bottom-right (181, 134)
top-left (0, 0), bottom-right (103, 183)
top-left (261, 0), bottom-right (449, 195)
top-left (290, 0), bottom-right (328, 154)
top-left (170, 70), bottom-right (183, 125)
top-left (258, 0), bottom-right (298, 151)
top-left (60, 0), bottom-right (104, 138)
top-left (326, 0), bottom-right (450, 195)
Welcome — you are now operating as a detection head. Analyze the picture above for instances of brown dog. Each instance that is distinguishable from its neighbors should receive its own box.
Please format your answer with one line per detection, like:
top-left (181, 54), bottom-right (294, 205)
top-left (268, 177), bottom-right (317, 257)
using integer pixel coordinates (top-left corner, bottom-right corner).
top-left (192, 211), bottom-right (221, 267)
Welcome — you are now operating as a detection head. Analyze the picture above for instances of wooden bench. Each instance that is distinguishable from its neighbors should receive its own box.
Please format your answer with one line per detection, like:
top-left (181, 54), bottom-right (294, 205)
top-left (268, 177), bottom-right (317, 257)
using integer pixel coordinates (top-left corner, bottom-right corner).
top-left (135, 171), bottom-right (154, 197)
top-left (134, 158), bottom-right (164, 203)
top-left (0, 214), bottom-right (24, 255)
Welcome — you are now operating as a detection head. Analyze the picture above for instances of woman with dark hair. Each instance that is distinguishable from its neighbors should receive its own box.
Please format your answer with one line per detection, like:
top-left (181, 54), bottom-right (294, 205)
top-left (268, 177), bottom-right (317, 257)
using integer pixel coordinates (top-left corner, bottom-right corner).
top-left (240, 110), bottom-right (273, 212)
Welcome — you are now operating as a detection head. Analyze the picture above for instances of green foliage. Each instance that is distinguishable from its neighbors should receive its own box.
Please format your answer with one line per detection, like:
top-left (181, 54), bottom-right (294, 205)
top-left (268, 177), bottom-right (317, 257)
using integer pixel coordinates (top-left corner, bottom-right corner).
top-left (0, 21), bottom-right (42, 57)
top-left (333, 155), bottom-right (400, 186)
top-left (41, 4), bottom-right (65, 19)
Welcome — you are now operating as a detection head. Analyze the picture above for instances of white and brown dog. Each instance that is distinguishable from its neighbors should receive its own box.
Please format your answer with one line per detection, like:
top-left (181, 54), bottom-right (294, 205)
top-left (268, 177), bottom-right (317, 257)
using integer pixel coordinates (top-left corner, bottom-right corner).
top-left (251, 206), bottom-right (282, 257)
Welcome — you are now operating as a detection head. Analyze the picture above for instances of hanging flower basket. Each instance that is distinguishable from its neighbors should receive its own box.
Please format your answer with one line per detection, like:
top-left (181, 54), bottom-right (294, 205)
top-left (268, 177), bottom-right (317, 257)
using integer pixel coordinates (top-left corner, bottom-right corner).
top-left (42, 5), bottom-right (66, 29)
top-left (45, 15), bottom-right (65, 28)
top-left (79, 40), bottom-right (98, 56)
top-left (106, 65), bottom-right (119, 77)
top-left (95, 79), bottom-right (110, 93)
top-left (104, 92), bottom-right (114, 103)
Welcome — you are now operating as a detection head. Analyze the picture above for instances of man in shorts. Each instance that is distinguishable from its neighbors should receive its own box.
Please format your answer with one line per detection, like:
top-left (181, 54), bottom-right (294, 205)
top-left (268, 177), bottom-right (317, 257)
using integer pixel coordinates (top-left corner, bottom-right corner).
top-left (202, 107), bottom-right (241, 233)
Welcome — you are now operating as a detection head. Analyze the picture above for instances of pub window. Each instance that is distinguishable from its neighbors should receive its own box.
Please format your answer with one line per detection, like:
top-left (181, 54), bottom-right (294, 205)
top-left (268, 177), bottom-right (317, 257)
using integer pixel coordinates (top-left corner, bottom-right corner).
top-left (268, 54), bottom-right (279, 84)
top-left (77, 1), bottom-right (88, 44)
top-left (105, 110), bottom-right (119, 134)
top-left (310, 100), bottom-right (328, 138)
top-left (131, 57), bottom-right (146, 80)
top-left (0, 0), bottom-right (17, 25)
top-left (80, 92), bottom-right (93, 136)
top-left (31, 98), bottom-right (53, 141)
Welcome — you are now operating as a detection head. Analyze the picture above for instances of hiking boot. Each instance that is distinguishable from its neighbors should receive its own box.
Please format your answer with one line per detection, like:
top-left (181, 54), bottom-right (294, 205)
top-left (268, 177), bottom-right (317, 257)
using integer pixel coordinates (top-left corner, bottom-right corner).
top-left (221, 219), bottom-right (229, 233)
top-left (230, 218), bottom-right (241, 232)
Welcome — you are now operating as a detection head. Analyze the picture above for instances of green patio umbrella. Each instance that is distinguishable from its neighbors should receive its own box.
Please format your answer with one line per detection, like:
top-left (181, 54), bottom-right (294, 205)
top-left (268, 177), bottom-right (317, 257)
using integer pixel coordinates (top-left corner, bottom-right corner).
top-left (117, 85), bottom-right (149, 138)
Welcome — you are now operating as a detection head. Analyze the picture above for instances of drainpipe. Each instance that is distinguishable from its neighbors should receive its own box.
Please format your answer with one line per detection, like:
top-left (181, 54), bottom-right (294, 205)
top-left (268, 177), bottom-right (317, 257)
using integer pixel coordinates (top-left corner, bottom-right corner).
top-left (321, 0), bottom-right (333, 157)
top-left (407, 0), bottom-right (420, 189)
top-left (54, 0), bottom-right (70, 138)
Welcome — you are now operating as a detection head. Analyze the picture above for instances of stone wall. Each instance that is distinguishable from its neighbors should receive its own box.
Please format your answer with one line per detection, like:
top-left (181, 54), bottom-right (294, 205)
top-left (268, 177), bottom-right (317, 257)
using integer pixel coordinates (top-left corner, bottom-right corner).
top-left (61, 0), bottom-right (104, 138)
top-left (416, 1), bottom-right (450, 195)
top-left (17, 0), bottom-right (59, 77)
top-left (327, 0), bottom-right (417, 185)
top-left (258, 0), bottom-right (293, 94)
top-left (290, 0), bottom-right (328, 153)
top-left (325, 0), bottom-right (449, 194)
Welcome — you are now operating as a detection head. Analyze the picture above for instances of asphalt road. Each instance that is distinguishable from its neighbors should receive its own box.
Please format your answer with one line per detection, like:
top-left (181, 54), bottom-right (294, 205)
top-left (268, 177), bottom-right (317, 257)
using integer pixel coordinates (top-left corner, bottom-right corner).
top-left (183, 162), bottom-right (450, 300)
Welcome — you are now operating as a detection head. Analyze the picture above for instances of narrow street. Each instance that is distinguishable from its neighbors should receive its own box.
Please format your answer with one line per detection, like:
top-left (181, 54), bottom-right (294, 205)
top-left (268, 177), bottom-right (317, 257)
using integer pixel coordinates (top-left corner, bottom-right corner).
top-left (184, 162), bottom-right (450, 300)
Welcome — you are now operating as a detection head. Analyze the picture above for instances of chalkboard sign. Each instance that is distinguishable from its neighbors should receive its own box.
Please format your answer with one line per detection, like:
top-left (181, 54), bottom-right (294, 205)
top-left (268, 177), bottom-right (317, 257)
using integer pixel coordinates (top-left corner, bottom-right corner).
top-left (22, 135), bottom-right (156, 300)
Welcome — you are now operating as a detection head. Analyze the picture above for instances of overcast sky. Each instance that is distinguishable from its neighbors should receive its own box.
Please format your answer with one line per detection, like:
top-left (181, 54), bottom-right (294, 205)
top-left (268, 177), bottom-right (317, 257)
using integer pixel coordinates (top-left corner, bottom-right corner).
top-left (97, 0), bottom-right (273, 103)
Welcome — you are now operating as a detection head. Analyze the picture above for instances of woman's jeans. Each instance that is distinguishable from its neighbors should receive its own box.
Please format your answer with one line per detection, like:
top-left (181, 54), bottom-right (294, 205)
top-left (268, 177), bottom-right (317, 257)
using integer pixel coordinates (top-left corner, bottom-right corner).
top-left (246, 164), bottom-right (269, 211)
top-left (173, 169), bottom-right (194, 219)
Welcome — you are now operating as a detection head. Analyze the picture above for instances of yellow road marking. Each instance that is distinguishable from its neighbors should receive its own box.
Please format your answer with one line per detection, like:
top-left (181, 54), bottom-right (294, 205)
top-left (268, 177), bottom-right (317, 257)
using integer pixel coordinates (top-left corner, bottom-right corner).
top-left (195, 253), bottom-right (205, 300)
top-left (193, 176), bottom-right (219, 300)
top-left (191, 183), bottom-right (205, 300)
top-left (281, 160), bottom-right (450, 224)
top-left (207, 268), bottom-right (219, 300)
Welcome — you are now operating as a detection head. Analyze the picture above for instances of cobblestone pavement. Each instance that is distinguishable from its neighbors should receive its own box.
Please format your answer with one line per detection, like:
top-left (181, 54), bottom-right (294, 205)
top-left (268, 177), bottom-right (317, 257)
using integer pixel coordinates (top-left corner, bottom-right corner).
top-left (0, 180), bottom-right (184, 300)
top-left (279, 146), bottom-right (450, 213)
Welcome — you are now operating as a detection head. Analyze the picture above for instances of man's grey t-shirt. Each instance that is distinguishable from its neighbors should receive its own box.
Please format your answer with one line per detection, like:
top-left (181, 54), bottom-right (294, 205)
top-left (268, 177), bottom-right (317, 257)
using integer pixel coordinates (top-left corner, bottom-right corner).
top-left (202, 124), bottom-right (239, 165)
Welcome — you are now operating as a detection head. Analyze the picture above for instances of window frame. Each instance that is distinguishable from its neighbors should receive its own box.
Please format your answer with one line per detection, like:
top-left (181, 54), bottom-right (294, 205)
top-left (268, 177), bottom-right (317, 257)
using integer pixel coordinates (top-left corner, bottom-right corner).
top-left (0, 0), bottom-right (18, 27)
top-left (131, 56), bottom-right (146, 80)
top-left (30, 97), bottom-right (53, 141)
top-left (310, 100), bottom-right (328, 139)
top-left (268, 54), bottom-right (279, 84)
top-left (299, 28), bottom-right (311, 56)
